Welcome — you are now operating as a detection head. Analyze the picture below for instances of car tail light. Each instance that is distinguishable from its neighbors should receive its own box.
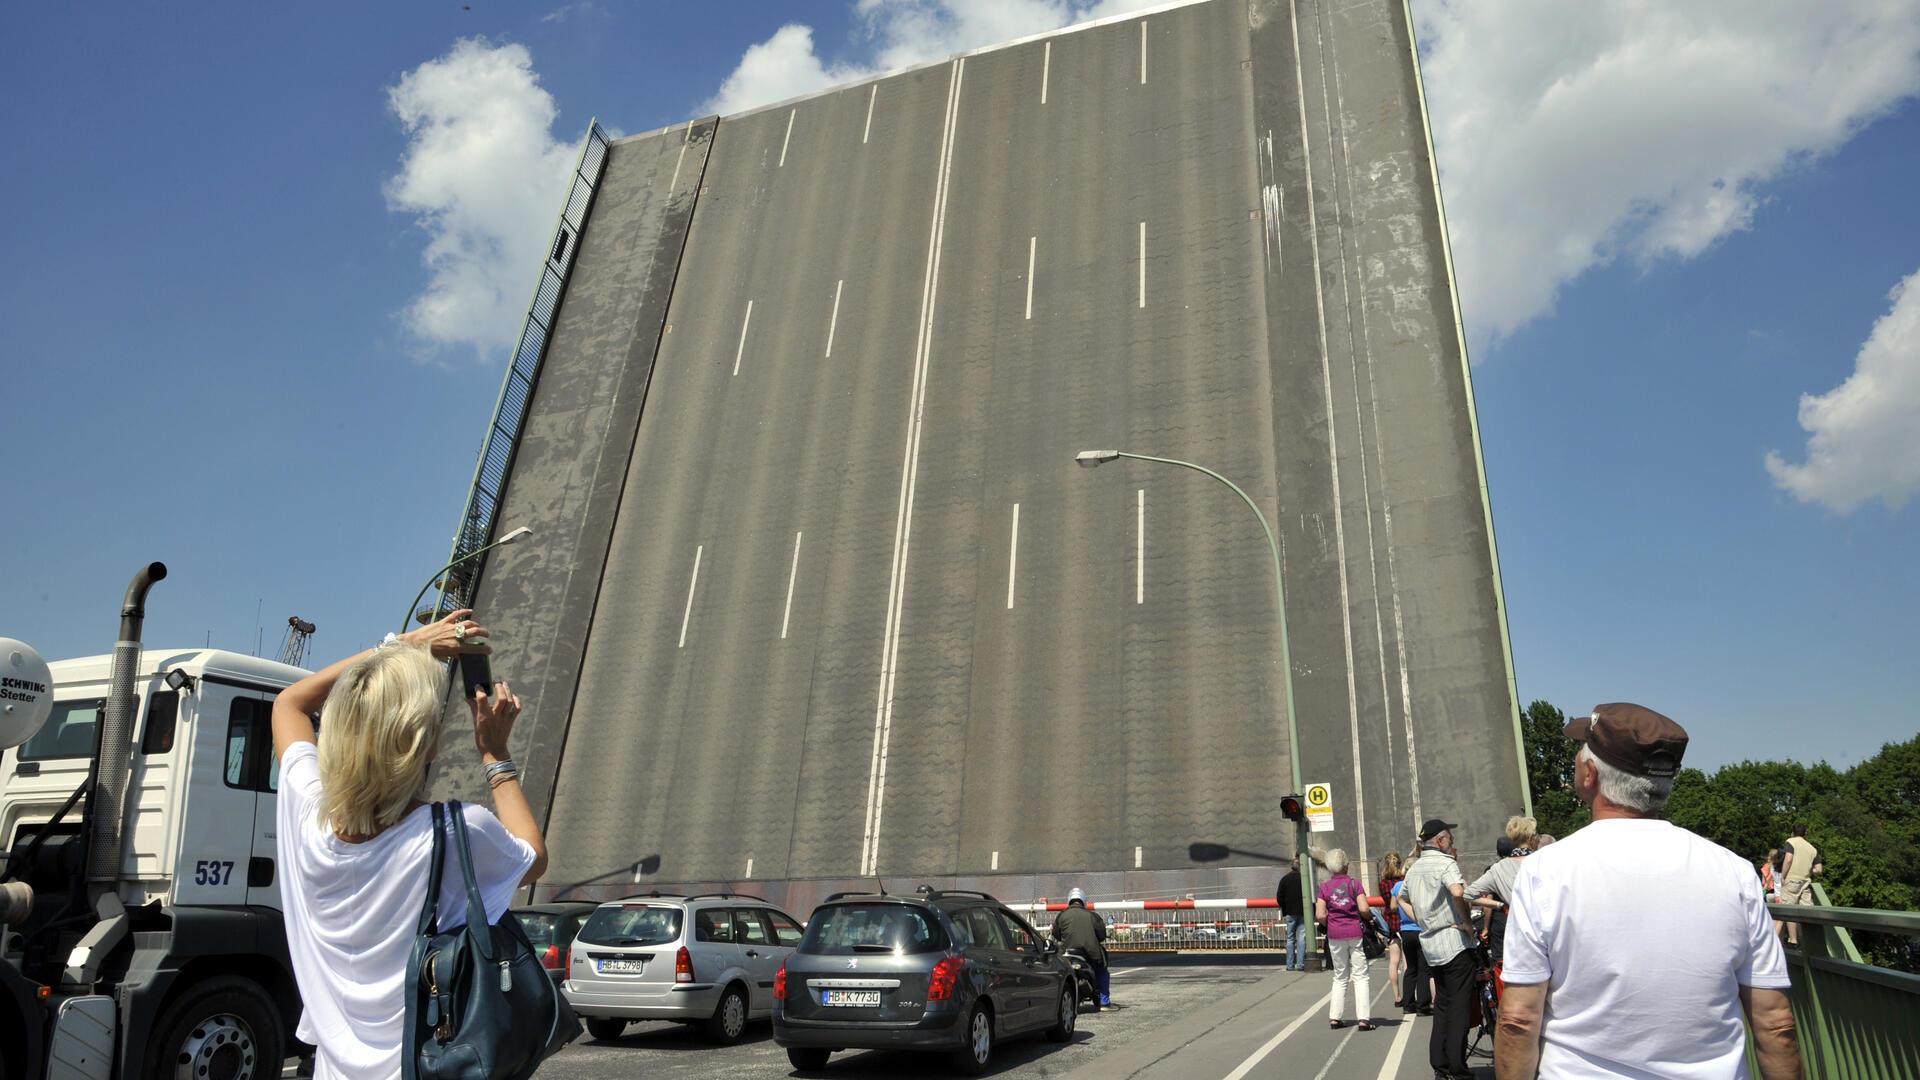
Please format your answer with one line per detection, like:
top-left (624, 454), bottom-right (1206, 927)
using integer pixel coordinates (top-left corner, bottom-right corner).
top-left (928, 955), bottom-right (963, 1002)
top-left (774, 959), bottom-right (788, 1001)
top-left (675, 946), bottom-right (694, 984)
top-left (565, 947), bottom-right (573, 972)
top-left (540, 945), bottom-right (562, 971)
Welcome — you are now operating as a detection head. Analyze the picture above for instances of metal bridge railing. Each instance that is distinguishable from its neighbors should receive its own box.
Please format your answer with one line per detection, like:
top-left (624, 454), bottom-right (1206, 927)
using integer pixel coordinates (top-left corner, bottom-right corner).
top-left (433, 121), bottom-right (612, 618)
top-left (1756, 886), bottom-right (1920, 1079)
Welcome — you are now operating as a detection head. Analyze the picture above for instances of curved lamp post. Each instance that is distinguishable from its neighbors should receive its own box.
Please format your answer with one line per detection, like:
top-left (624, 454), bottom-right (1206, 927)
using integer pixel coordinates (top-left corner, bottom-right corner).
top-left (399, 526), bottom-right (534, 635)
top-left (1075, 449), bottom-right (1315, 961)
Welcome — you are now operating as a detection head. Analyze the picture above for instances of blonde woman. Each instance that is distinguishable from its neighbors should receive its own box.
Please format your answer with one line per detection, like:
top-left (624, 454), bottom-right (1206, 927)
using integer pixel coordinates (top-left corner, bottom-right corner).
top-left (1375, 850), bottom-right (1406, 1005)
top-left (1315, 848), bottom-right (1375, 1030)
top-left (271, 610), bottom-right (548, 1079)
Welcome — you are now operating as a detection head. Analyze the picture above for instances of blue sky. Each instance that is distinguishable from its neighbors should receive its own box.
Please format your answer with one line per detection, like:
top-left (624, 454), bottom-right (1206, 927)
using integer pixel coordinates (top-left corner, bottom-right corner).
top-left (3, 1), bottom-right (1916, 773)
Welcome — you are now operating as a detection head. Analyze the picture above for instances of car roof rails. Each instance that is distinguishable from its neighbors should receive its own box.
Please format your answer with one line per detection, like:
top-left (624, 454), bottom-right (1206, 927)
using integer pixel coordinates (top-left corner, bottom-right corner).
top-left (822, 890), bottom-right (899, 903)
top-left (683, 892), bottom-right (771, 904)
top-left (613, 890), bottom-right (683, 902)
top-left (922, 888), bottom-right (1000, 903)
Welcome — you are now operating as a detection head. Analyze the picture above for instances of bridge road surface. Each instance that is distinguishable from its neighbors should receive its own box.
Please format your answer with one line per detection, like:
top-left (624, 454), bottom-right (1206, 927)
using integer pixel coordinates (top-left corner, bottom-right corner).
top-left (520, 956), bottom-right (1471, 1079)
top-left (435, 0), bottom-right (1527, 900)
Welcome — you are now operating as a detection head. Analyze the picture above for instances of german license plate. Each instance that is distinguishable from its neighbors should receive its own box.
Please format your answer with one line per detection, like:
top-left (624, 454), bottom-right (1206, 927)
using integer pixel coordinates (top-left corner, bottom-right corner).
top-left (597, 958), bottom-right (644, 974)
top-left (822, 990), bottom-right (881, 1007)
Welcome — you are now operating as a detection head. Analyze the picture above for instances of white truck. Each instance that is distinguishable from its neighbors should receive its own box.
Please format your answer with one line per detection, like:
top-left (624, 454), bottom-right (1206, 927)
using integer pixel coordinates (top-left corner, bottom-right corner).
top-left (2, 563), bottom-right (308, 1080)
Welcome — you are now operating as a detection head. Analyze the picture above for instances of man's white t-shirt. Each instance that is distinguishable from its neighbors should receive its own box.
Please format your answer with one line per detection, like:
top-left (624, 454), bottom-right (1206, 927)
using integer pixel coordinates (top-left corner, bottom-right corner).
top-left (277, 741), bottom-right (536, 1079)
top-left (1503, 817), bottom-right (1790, 1079)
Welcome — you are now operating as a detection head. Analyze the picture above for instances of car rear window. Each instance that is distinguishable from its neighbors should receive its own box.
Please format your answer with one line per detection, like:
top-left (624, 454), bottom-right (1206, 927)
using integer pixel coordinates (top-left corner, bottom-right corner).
top-left (577, 904), bottom-right (684, 947)
top-left (514, 912), bottom-right (563, 947)
top-left (799, 903), bottom-right (949, 955)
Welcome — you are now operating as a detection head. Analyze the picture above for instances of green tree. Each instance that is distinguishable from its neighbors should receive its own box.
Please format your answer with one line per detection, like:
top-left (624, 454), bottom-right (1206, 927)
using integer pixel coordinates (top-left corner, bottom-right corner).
top-left (1519, 700), bottom-right (1589, 838)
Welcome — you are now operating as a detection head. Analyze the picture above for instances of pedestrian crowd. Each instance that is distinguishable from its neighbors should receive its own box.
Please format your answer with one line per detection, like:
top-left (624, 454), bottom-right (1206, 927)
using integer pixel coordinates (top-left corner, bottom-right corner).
top-left (1287, 702), bottom-right (1805, 1080)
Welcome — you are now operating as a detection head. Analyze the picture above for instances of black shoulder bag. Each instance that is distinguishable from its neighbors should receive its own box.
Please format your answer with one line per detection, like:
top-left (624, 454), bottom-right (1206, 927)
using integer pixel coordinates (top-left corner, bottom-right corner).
top-left (405, 802), bottom-right (580, 1080)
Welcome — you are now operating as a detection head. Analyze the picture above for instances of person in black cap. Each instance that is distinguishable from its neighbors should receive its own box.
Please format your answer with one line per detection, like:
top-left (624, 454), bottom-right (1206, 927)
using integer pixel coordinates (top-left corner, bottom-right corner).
top-left (1402, 816), bottom-right (1475, 1080)
top-left (1494, 704), bottom-right (1802, 1080)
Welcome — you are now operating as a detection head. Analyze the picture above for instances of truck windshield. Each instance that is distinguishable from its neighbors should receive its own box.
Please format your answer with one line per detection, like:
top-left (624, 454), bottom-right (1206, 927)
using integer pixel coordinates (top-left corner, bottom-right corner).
top-left (16, 700), bottom-right (104, 761)
top-left (576, 904), bottom-right (683, 947)
top-left (800, 904), bottom-right (948, 955)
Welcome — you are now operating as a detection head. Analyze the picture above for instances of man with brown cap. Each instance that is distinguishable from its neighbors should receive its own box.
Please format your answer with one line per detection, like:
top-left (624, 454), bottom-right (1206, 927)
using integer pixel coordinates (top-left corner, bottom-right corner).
top-left (1494, 704), bottom-right (1802, 1080)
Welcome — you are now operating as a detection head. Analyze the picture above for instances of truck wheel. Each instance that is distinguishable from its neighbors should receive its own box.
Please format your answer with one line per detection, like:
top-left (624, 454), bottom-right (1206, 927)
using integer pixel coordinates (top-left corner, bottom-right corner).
top-left (146, 975), bottom-right (285, 1080)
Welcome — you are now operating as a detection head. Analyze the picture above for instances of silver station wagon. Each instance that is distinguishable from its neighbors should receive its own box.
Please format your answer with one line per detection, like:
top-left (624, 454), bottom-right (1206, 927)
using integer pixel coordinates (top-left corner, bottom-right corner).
top-left (562, 892), bottom-right (806, 1043)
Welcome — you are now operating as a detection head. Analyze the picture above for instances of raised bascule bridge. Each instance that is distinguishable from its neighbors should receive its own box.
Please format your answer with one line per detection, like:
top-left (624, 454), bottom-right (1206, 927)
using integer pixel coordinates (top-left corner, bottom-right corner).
top-left (429, 0), bottom-right (1530, 918)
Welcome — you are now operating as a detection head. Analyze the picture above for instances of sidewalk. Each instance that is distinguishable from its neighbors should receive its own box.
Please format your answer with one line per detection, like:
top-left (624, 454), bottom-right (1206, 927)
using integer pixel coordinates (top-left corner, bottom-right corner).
top-left (1061, 959), bottom-right (1489, 1080)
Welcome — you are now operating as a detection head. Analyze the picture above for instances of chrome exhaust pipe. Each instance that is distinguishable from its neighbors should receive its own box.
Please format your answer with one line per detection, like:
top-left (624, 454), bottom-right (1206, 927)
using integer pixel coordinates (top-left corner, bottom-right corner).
top-left (86, 562), bottom-right (166, 884)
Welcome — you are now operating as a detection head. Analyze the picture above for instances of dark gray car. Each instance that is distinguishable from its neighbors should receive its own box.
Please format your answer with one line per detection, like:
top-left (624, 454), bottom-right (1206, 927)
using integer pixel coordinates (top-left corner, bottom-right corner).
top-left (772, 889), bottom-right (1076, 1074)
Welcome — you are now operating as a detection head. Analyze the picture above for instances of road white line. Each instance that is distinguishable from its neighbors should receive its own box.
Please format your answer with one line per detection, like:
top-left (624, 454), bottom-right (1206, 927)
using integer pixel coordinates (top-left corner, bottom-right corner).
top-left (669, 119), bottom-right (693, 193)
top-left (1006, 502), bottom-right (1020, 609)
top-left (1314, 980), bottom-right (1394, 1080)
top-left (1289, 0), bottom-right (1369, 865)
top-left (1222, 988), bottom-right (1333, 1080)
top-left (781, 531), bottom-right (803, 639)
top-left (745, 857), bottom-right (754, 878)
top-left (826, 279), bottom-right (843, 357)
top-left (991, 850), bottom-right (1000, 870)
top-left (678, 545), bottom-right (703, 649)
top-left (862, 58), bottom-right (965, 877)
top-left (864, 85), bottom-right (876, 144)
top-left (1134, 845), bottom-right (1143, 868)
top-left (1377, 1000), bottom-right (1419, 1080)
top-left (1041, 40), bottom-right (1051, 104)
top-left (1140, 20), bottom-right (1147, 84)
top-left (1025, 236), bottom-right (1036, 319)
top-left (732, 299), bottom-right (753, 377)
top-left (1137, 221), bottom-right (1146, 308)
top-left (1136, 488), bottom-right (1144, 603)
top-left (779, 108), bottom-right (795, 167)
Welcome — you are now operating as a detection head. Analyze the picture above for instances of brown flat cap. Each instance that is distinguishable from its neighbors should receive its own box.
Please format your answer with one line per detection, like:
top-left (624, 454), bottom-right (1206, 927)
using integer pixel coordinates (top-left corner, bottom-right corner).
top-left (1565, 703), bottom-right (1688, 779)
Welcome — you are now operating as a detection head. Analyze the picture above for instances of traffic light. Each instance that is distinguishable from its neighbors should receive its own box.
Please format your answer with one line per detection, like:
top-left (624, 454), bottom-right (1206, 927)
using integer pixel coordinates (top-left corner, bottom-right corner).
top-left (1280, 793), bottom-right (1305, 822)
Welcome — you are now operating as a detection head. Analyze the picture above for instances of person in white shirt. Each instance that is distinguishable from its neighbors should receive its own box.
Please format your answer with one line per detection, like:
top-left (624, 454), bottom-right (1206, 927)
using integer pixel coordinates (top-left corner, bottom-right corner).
top-left (271, 609), bottom-right (549, 1080)
top-left (1496, 703), bottom-right (1801, 1080)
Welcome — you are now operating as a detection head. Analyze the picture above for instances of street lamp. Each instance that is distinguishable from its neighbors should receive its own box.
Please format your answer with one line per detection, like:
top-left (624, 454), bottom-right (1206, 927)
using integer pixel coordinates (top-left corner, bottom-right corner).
top-left (1076, 449), bottom-right (1316, 961)
top-left (399, 526), bottom-right (535, 635)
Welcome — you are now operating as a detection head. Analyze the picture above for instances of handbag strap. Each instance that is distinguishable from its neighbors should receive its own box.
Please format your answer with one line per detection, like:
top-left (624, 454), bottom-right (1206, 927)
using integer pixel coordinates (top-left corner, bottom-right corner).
top-left (417, 802), bottom-right (448, 936)
top-left (446, 799), bottom-right (497, 962)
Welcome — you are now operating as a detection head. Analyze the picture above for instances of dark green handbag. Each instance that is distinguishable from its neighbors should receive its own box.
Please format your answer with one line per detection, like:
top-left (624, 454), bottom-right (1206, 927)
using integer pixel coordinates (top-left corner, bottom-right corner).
top-left (404, 802), bottom-right (580, 1080)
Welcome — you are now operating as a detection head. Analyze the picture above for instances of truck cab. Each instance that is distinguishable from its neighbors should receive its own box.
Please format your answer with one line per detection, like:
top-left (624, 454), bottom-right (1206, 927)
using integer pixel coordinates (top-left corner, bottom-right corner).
top-left (2, 647), bottom-right (308, 1080)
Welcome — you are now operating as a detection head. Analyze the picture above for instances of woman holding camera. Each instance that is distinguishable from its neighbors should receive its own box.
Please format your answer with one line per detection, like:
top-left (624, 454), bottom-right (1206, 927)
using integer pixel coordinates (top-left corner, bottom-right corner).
top-left (271, 609), bottom-right (548, 1079)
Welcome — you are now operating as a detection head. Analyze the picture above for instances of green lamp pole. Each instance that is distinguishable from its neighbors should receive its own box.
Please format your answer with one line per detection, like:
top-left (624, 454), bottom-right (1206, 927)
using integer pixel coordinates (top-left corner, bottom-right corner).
top-left (399, 526), bottom-right (534, 635)
top-left (1075, 450), bottom-right (1316, 963)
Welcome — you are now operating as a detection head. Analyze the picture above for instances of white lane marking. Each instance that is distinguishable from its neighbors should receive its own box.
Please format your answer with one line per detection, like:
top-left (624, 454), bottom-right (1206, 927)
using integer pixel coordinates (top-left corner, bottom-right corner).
top-left (1136, 488), bottom-right (1144, 604)
top-left (1378, 999), bottom-right (1419, 1080)
top-left (864, 85), bottom-right (876, 144)
top-left (991, 850), bottom-right (1000, 870)
top-left (1006, 503), bottom-right (1020, 609)
top-left (1140, 20), bottom-right (1147, 84)
top-left (1313, 979), bottom-right (1393, 1080)
top-left (781, 531), bottom-right (803, 639)
top-left (1318, 5), bottom-right (1411, 834)
top-left (1137, 221), bottom-right (1146, 308)
top-left (826, 279), bottom-right (844, 357)
top-left (1134, 845), bottom-right (1143, 868)
top-left (745, 857), bottom-right (754, 878)
top-left (862, 58), bottom-right (965, 877)
top-left (1289, 0), bottom-right (1368, 864)
top-left (779, 108), bottom-right (795, 167)
top-left (677, 545), bottom-right (703, 648)
top-left (1041, 40), bottom-right (1051, 104)
top-left (1221, 988), bottom-right (1333, 1080)
top-left (732, 299), bottom-right (753, 377)
top-left (1025, 236), bottom-right (1036, 320)
top-left (669, 119), bottom-right (693, 193)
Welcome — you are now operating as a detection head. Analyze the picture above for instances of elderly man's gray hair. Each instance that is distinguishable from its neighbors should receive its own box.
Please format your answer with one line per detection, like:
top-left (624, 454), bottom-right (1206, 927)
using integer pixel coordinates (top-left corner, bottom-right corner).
top-left (1579, 744), bottom-right (1673, 813)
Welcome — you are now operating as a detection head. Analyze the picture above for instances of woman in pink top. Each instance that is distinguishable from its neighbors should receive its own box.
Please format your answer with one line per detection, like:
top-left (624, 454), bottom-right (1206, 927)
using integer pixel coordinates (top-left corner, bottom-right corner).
top-left (1316, 848), bottom-right (1375, 1030)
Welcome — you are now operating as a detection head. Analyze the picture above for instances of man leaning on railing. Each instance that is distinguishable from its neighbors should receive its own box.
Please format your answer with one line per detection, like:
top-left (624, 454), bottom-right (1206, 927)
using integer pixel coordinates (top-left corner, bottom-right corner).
top-left (1494, 704), bottom-right (1802, 1080)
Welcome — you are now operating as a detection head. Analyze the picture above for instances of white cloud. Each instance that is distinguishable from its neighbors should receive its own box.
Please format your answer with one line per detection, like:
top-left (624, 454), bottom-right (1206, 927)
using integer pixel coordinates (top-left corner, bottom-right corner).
top-left (701, 0), bottom-right (1159, 117)
top-left (1411, 0), bottom-right (1920, 344)
top-left (386, 38), bottom-right (577, 359)
top-left (1766, 268), bottom-right (1920, 513)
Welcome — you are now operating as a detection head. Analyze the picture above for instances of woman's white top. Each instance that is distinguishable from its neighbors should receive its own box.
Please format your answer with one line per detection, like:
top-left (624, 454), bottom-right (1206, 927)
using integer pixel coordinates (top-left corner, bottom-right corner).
top-left (277, 741), bottom-right (537, 1079)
